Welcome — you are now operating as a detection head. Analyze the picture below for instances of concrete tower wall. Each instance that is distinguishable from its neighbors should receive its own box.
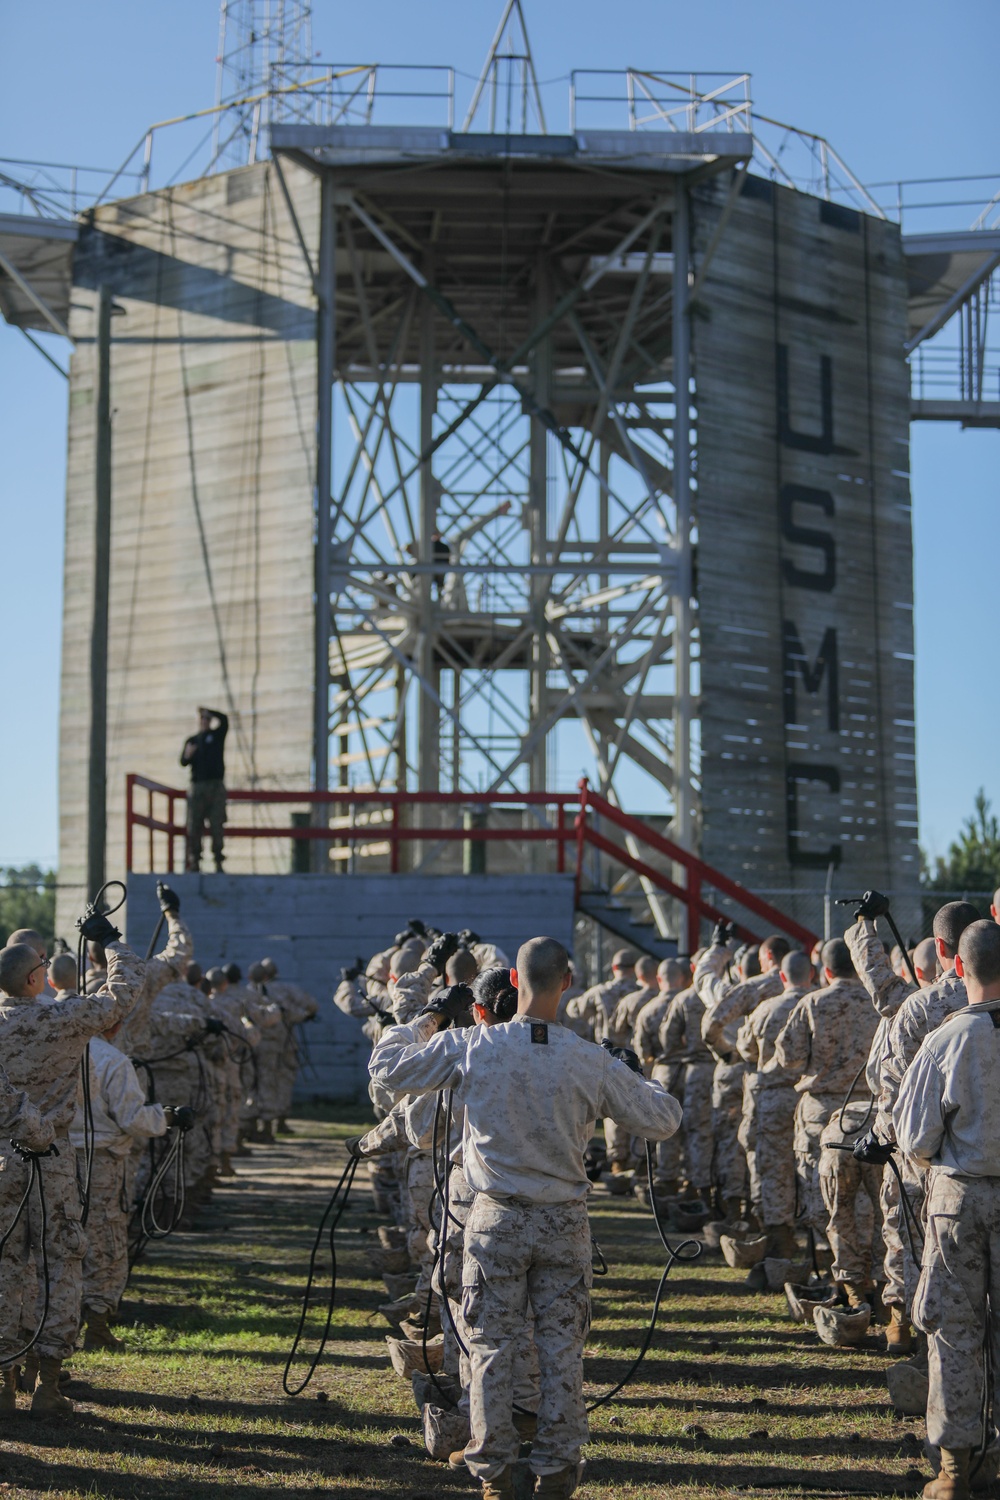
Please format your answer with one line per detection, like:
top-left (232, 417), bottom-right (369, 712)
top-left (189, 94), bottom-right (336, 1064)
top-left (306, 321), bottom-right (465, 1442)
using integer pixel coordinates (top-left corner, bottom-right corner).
top-left (57, 162), bottom-right (320, 935)
top-left (695, 176), bottom-right (919, 937)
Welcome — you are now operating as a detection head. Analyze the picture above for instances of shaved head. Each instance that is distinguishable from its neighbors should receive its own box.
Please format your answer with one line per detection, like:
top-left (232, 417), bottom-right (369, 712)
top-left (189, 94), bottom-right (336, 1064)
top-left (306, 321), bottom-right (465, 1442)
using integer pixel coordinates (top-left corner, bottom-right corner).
top-left (958, 920), bottom-right (1000, 988)
top-left (0, 944), bottom-right (44, 997)
top-left (760, 935), bottom-right (791, 967)
top-left (8, 928), bottom-right (46, 958)
top-left (185, 962), bottom-right (202, 987)
top-left (611, 948), bottom-right (637, 973)
top-left (49, 953), bottom-right (77, 991)
top-left (635, 955), bottom-right (658, 985)
top-left (205, 967), bottom-right (227, 990)
top-left (913, 937), bottom-right (938, 982)
top-left (393, 943), bottom-right (423, 977)
top-left (517, 937), bottom-right (570, 996)
top-left (934, 901), bottom-right (981, 956)
top-left (782, 950), bottom-right (812, 987)
top-left (446, 949), bottom-right (478, 984)
top-left (248, 962), bottom-right (267, 984)
top-left (822, 938), bottom-right (855, 980)
top-left (260, 958), bottom-right (278, 979)
top-left (659, 957), bottom-right (688, 989)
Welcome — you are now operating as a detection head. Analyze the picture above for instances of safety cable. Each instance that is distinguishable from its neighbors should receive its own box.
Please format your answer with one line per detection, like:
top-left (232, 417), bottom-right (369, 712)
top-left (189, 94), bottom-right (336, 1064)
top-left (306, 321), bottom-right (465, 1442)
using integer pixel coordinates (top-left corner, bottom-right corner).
top-left (139, 1128), bottom-right (187, 1240)
top-left (419, 1095), bottom-right (701, 1415)
top-left (282, 1152), bottom-right (361, 1396)
top-left (0, 1144), bottom-right (55, 1363)
top-left (76, 879), bottom-right (127, 1229)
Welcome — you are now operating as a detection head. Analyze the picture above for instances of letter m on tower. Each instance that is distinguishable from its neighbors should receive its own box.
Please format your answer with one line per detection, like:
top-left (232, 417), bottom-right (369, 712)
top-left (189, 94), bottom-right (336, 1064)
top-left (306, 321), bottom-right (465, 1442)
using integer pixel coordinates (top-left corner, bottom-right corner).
top-left (782, 621), bottom-right (839, 733)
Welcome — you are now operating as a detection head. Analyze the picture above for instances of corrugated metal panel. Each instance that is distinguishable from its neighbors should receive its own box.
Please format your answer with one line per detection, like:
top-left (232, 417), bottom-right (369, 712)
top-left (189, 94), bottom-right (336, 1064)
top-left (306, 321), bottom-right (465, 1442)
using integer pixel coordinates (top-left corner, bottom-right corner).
top-left (694, 176), bottom-right (919, 937)
top-left (57, 161), bottom-right (319, 935)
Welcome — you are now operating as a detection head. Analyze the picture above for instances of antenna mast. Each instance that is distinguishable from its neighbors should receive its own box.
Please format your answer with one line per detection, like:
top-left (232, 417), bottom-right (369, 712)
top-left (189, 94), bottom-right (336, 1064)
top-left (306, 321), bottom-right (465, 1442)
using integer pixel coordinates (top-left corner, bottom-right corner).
top-left (213, 0), bottom-right (315, 166)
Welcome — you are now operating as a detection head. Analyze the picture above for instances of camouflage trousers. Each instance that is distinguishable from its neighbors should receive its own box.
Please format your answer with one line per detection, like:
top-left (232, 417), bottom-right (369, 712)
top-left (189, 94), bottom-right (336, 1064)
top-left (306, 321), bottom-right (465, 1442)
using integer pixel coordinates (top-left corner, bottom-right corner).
top-left (431, 1165), bottom-right (540, 1410)
top-left (0, 1139), bottom-right (86, 1362)
top-left (651, 1061), bottom-right (713, 1189)
top-left (740, 1080), bottom-right (797, 1226)
top-left (880, 1153), bottom-right (925, 1311)
top-left (220, 1057), bottom-right (243, 1153)
top-left (462, 1194), bottom-right (591, 1480)
top-left (404, 1152), bottom-right (436, 1294)
top-left (818, 1108), bottom-right (885, 1286)
top-left (793, 1092), bottom-right (838, 1238)
top-left (604, 1116), bottom-right (640, 1169)
top-left (712, 1061), bottom-right (749, 1201)
top-left (650, 1062), bottom-right (683, 1181)
top-left (75, 1149), bottom-right (129, 1317)
top-left (913, 1170), bottom-right (1000, 1451)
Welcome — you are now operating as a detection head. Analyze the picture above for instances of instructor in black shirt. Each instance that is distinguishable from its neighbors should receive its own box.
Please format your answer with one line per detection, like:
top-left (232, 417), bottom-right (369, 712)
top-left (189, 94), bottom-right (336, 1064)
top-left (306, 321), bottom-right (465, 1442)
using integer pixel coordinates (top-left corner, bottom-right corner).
top-left (181, 706), bottom-right (229, 872)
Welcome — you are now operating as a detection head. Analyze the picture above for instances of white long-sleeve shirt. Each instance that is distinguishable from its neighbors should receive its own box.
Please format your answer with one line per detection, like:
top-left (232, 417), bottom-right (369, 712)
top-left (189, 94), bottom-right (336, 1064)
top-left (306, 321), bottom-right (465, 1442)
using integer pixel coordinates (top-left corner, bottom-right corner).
top-left (370, 1012), bottom-right (681, 1204)
top-left (69, 1036), bottom-right (168, 1158)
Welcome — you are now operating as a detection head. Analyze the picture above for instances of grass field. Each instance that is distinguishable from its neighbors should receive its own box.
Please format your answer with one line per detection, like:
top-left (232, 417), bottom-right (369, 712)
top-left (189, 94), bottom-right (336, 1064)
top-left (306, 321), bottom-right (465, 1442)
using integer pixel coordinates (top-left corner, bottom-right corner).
top-left (0, 1107), bottom-right (936, 1499)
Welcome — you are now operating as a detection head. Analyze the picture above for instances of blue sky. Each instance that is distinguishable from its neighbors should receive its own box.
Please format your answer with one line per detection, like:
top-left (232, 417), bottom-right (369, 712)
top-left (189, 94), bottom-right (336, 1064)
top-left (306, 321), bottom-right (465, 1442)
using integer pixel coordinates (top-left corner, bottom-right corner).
top-left (0, 0), bottom-right (996, 869)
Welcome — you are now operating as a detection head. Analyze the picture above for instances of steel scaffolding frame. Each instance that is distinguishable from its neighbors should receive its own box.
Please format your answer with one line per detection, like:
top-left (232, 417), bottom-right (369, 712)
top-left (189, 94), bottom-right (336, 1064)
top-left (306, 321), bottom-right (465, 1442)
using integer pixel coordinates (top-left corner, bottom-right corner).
top-left (268, 128), bottom-right (754, 914)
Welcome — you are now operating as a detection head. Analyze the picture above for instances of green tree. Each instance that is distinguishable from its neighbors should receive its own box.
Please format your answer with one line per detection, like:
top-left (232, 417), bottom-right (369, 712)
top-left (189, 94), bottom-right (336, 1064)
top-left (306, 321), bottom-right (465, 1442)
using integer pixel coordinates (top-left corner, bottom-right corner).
top-left (0, 865), bottom-right (56, 949)
top-left (927, 788), bottom-right (1000, 897)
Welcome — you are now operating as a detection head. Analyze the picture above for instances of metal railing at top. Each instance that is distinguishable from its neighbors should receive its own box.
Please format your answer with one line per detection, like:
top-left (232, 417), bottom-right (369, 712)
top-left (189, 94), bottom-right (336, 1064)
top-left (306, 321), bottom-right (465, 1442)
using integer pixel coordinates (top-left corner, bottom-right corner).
top-left (125, 773), bottom-right (817, 956)
top-left (570, 69), bottom-right (752, 136)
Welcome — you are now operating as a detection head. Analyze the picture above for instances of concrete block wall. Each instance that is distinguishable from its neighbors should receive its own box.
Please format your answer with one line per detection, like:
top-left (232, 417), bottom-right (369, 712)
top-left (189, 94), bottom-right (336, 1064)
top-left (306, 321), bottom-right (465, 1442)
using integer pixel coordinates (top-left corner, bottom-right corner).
top-left (126, 873), bottom-right (576, 1099)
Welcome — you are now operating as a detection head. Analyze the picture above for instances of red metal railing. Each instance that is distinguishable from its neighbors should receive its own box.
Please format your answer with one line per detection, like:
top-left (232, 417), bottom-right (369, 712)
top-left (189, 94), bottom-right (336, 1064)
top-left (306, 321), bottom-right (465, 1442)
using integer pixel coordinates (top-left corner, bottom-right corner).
top-left (576, 781), bottom-right (819, 956)
top-left (125, 773), bottom-right (818, 953)
top-left (125, 774), bottom-right (576, 877)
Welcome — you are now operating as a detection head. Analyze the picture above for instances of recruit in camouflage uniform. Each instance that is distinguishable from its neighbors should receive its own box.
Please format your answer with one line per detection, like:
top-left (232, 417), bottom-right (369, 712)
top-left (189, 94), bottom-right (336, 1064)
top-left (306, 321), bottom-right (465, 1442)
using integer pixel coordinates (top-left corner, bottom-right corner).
top-left (144, 973), bottom-right (218, 1205)
top-left (773, 945), bottom-right (878, 1247)
top-left (654, 982), bottom-right (715, 1196)
top-left (561, 952), bottom-right (637, 1180)
top-left (69, 1036), bottom-right (170, 1344)
top-left (370, 957), bottom-right (681, 1500)
top-left (694, 944), bottom-right (784, 1215)
top-left (0, 936), bottom-right (143, 1411)
top-left (896, 979), bottom-right (1000, 1500)
top-left (735, 966), bottom-right (811, 1253)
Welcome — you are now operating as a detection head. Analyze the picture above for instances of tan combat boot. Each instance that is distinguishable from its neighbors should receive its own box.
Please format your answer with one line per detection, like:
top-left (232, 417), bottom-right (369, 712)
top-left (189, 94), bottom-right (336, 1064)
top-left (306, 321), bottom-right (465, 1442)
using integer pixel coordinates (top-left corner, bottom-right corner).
top-left (842, 1280), bottom-right (870, 1308)
top-left (765, 1223), bottom-right (799, 1259)
top-left (30, 1357), bottom-right (74, 1417)
top-left (481, 1471), bottom-right (515, 1500)
top-left (0, 1367), bottom-right (18, 1413)
top-left (923, 1447), bottom-right (972, 1500)
top-left (885, 1304), bottom-right (914, 1356)
top-left (20, 1353), bottom-right (38, 1394)
top-left (83, 1308), bottom-right (122, 1351)
top-left (534, 1462), bottom-right (583, 1498)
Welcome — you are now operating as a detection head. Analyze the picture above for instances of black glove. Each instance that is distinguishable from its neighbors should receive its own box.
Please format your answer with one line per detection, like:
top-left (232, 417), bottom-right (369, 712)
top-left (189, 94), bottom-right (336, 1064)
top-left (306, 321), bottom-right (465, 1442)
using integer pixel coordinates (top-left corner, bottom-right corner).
top-left (711, 919), bottom-right (734, 948)
top-left (420, 982), bottom-right (475, 1028)
top-left (341, 963), bottom-right (361, 983)
top-left (426, 931), bottom-right (460, 976)
top-left (164, 1105), bottom-right (196, 1132)
top-left (204, 1016), bottom-right (226, 1036)
top-left (77, 911), bottom-right (121, 945)
top-left (854, 889), bottom-right (891, 921)
top-left (601, 1040), bottom-right (643, 1074)
top-left (406, 919), bottom-right (427, 938)
top-left (344, 1135), bottom-right (367, 1159)
top-left (458, 928), bottom-right (481, 948)
top-left (852, 1129), bottom-right (894, 1165)
top-left (156, 881), bottom-right (180, 914)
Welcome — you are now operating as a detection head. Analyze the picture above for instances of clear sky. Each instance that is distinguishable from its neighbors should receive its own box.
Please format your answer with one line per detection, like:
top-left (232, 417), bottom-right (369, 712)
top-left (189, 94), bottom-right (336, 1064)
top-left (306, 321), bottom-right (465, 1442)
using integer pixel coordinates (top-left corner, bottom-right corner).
top-left (0, 0), bottom-right (996, 870)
